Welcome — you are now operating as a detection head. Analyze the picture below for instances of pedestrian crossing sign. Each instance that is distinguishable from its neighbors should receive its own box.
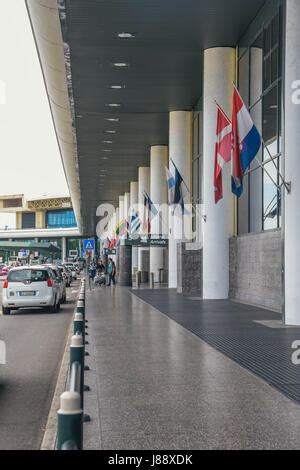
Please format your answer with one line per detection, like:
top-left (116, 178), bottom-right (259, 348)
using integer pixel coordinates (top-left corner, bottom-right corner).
top-left (83, 239), bottom-right (95, 251)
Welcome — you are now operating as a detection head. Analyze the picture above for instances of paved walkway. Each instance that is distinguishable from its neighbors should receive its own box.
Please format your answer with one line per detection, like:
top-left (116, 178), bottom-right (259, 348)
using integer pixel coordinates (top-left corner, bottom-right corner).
top-left (84, 286), bottom-right (300, 450)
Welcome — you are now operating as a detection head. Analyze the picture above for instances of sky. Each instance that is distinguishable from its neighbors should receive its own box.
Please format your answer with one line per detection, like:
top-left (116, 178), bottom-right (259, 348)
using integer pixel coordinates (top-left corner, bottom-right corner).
top-left (0, 0), bottom-right (69, 203)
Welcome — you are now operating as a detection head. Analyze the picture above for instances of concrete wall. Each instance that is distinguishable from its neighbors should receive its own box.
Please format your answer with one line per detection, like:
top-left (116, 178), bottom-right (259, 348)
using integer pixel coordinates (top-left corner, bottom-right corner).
top-left (229, 230), bottom-right (282, 312)
top-left (177, 242), bottom-right (203, 296)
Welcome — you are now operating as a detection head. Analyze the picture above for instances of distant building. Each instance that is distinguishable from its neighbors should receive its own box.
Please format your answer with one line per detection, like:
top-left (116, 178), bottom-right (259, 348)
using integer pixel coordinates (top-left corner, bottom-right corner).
top-left (0, 195), bottom-right (84, 261)
top-left (0, 194), bottom-right (77, 230)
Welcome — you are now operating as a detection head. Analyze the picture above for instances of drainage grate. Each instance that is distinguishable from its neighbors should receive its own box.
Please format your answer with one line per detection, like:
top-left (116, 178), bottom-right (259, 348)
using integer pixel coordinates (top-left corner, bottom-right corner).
top-left (132, 289), bottom-right (300, 404)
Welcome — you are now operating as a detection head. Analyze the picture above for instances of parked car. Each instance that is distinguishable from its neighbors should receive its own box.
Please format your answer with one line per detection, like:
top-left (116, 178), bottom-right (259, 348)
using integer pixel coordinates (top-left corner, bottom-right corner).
top-left (2, 266), bottom-right (61, 315)
top-left (44, 265), bottom-right (67, 304)
top-left (63, 263), bottom-right (77, 280)
top-left (57, 265), bottom-right (71, 289)
top-left (62, 266), bottom-right (72, 287)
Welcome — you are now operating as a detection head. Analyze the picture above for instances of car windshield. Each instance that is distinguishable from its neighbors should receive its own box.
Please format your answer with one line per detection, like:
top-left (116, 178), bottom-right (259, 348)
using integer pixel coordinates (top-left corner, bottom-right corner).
top-left (8, 269), bottom-right (49, 283)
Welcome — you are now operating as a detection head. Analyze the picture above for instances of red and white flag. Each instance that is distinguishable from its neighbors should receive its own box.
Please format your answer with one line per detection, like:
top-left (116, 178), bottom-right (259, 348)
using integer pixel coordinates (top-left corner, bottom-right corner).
top-left (214, 105), bottom-right (232, 204)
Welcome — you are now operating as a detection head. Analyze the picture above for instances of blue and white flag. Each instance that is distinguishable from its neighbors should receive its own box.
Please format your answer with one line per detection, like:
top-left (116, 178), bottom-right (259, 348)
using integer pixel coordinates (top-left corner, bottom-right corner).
top-left (130, 211), bottom-right (141, 236)
top-left (165, 167), bottom-right (175, 205)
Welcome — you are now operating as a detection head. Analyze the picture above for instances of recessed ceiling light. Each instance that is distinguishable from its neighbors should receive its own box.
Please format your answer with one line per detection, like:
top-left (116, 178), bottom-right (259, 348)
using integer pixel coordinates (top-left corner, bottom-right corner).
top-left (104, 117), bottom-right (119, 122)
top-left (117, 32), bottom-right (136, 39)
top-left (102, 140), bottom-right (113, 144)
top-left (106, 103), bottom-right (121, 107)
top-left (100, 156), bottom-right (109, 160)
top-left (101, 149), bottom-right (112, 152)
top-left (112, 62), bottom-right (130, 68)
top-left (104, 130), bottom-right (116, 134)
top-left (76, 114), bottom-right (83, 118)
top-left (108, 85), bottom-right (126, 89)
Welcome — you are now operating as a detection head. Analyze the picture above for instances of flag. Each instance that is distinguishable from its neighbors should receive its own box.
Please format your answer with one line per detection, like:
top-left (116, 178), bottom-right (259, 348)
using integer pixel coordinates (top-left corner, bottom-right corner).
top-left (104, 237), bottom-right (110, 249)
top-left (145, 192), bottom-right (158, 219)
top-left (214, 105), bottom-right (232, 204)
top-left (231, 86), bottom-right (261, 197)
top-left (165, 167), bottom-right (175, 205)
top-left (118, 219), bottom-right (128, 237)
top-left (130, 211), bottom-right (141, 236)
top-left (142, 194), bottom-right (150, 234)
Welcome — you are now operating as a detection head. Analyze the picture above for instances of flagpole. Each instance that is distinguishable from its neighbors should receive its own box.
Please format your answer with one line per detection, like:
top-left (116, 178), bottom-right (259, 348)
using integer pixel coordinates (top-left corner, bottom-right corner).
top-left (144, 191), bottom-right (169, 234)
top-left (170, 158), bottom-right (206, 224)
top-left (170, 158), bottom-right (190, 194)
top-left (261, 138), bottom-right (291, 193)
top-left (214, 99), bottom-right (231, 123)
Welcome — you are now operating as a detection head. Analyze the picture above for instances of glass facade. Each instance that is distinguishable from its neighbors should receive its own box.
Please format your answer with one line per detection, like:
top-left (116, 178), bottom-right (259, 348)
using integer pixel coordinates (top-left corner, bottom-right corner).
top-left (46, 209), bottom-right (76, 229)
top-left (22, 212), bottom-right (36, 229)
top-left (237, 3), bottom-right (283, 235)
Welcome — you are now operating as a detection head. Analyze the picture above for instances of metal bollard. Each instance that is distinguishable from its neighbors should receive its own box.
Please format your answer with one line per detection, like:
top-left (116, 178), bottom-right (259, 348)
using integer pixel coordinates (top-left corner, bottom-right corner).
top-left (57, 390), bottom-right (83, 450)
top-left (74, 312), bottom-right (85, 338)
top-left (76, 300), bottom-right (85, 316)
top-left (149, 272), bottom-right (154, 289)
top-left (70, 335), bottom-right (85, 409)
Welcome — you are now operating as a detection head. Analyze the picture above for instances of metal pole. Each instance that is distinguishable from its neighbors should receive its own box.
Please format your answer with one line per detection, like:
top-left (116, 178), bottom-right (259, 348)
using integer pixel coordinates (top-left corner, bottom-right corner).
top-left (261, 138), bottom-right (291, 193)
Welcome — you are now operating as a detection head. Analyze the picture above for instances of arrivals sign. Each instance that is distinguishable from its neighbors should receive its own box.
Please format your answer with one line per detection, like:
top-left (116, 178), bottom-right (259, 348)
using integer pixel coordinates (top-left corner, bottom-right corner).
top-left (125, 237), bottom-right (168, 247)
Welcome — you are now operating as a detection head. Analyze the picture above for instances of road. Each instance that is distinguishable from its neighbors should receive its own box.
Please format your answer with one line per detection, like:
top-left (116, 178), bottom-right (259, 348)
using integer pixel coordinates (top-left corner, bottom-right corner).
top-left (0, 276), bottom-right (80, 450)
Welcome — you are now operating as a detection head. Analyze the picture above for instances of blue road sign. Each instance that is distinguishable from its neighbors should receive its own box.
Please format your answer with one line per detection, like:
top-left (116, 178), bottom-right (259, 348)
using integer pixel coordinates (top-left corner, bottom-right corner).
top-left (83, 239), bottom-right (95, 251)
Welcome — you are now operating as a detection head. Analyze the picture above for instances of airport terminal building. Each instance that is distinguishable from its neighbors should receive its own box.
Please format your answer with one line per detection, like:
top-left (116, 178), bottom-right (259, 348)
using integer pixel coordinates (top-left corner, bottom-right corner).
top-left (26, 0), bottom-right (300, 325)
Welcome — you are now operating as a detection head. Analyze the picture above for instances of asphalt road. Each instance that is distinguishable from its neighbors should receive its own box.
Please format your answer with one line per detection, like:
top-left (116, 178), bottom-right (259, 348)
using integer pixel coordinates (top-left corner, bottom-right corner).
top-left (0, 277), bottom-right (80, 450)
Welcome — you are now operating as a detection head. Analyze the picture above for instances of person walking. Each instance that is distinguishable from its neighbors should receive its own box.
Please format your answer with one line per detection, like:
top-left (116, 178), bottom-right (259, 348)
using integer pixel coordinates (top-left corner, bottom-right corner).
top-left (107, 258), bottom-right (116, 286)
top-left (88, 263), bottom-right (96, 290)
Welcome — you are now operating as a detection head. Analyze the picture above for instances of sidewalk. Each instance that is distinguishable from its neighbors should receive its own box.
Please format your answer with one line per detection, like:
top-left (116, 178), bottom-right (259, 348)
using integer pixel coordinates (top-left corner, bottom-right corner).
top-left (83, 286), bottom-right (300, 450)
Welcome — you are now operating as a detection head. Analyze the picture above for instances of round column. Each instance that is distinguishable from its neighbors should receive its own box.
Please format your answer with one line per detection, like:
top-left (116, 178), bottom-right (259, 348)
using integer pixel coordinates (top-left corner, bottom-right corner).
top-left (150, 145), bottom-right (168, 282)
top-left (61, 236), bottom-right (67, 262)
top-left (138, 167), bottom-right (150, 282)
top-left (124, 192), bottom-right (130, 228)
top-left (168, 111), bottom-right (193, 289)
top-left (202, 47), bottom-right (235, 299)
top-left (284, 0), bottom-right (300, 325)
top-left (130, 182), bottom-right (139, 275)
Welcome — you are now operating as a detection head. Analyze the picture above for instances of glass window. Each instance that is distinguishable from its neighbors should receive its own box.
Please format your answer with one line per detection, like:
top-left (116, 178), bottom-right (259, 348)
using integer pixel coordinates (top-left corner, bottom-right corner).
top-left (237, 5), bottom-right (282, 235)
top-left (8, 269), bottom-right (49, 283)
top-left (22, 212), bottom-right (36, 229)
top-left (46, 209), bottom-right (76, 228)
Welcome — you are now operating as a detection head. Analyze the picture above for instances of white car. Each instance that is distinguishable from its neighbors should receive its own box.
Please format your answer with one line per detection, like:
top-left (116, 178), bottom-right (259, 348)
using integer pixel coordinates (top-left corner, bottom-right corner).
top-left (63, 263), bottom-right (77, 280)
top-left (44, 264), bottom-right (67, 304)
top-left (2, 266), bottom-right (61, 315)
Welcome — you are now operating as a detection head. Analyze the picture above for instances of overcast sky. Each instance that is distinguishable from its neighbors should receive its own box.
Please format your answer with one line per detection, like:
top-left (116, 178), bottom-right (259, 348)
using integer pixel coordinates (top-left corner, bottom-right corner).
top-left (0, 0), bottom-right (69, 202)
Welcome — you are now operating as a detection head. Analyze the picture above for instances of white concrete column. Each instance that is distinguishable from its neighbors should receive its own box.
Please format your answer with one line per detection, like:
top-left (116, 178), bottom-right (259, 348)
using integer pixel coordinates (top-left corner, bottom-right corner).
top-left (168, 111), bottom-right (193, 288)
top-left (138, 167), bottom-right (150, 278)
top-left (130, 182), bottom-right (139, 274)
top-left (124, 192), bottom-right (130, 224)
top-left (284, 0), bottom-right (300, 325)
top-left (119, 196), bottom-right (124, 224)
top-left (150, 145), bottom-right (168, 282)
top-left (61, 236), bottom-right (67, 261)
top-left (202, 47), bottom-right (235, 299)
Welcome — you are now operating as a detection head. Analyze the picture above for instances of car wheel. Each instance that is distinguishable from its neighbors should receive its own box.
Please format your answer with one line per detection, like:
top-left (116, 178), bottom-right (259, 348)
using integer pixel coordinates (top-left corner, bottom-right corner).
top-left (2, 306), bottom-right (11, 315)
top-left (49, 301), bottom-right (58, 313)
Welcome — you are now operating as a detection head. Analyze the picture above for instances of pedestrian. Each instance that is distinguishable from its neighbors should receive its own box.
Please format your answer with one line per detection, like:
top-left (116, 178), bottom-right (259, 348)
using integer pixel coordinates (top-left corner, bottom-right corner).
top-left (88, 263), bottom-right (96, 290)
top-left (107, 258), bottom-right (116, 286)
top-left (97, 260), bottom-right (105, 273)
